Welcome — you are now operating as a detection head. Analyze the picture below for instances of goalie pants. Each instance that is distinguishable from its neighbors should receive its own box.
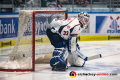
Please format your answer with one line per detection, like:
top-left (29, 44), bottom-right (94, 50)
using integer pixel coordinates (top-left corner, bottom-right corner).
top-left (46, 28), bottom-right (64, 48)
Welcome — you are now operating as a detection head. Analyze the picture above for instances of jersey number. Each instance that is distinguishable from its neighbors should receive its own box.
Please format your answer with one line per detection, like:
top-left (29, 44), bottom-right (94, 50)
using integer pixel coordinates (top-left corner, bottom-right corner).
top-left (63, 31), bottom-right (68, 35)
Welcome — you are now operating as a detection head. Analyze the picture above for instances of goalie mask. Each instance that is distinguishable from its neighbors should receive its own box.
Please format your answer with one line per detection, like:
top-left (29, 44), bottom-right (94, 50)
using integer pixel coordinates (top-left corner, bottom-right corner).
top-left (78, 11), bottom-right (90, 27)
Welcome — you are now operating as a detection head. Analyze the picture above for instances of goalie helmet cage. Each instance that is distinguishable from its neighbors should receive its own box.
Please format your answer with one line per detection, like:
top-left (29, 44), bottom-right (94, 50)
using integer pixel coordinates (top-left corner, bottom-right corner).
top-left (0, 10), bottom-right (68, 72)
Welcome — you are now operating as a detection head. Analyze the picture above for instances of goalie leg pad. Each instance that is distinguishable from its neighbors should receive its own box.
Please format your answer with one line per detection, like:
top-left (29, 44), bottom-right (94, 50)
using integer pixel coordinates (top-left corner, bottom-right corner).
top-left (68, 51), bottom-right (85, 67)
top-left (50, 48), bottom-right (68, 70)
top-left (71, 56), bottom-right (85, 67)
top-left (68, 36), bottom-right (80, 52)
top-left (68, 36), bottom-right (77, 53)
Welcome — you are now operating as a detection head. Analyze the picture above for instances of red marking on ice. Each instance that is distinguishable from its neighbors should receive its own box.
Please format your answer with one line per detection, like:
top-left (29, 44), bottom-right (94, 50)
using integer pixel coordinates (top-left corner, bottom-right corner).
top-left (102, 53), bottom-right (120, 58)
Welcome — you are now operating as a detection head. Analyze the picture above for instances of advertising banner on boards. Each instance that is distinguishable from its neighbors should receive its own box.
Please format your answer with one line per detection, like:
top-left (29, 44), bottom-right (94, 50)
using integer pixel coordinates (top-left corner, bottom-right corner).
top-left (96, 15), bottom-right (120, 34)
top-left (0, 15), bottom-right (19, 39)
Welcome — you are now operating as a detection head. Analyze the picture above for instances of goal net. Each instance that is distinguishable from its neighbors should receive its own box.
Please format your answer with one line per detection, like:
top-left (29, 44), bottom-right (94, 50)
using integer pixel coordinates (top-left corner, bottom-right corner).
top-left (0, 10), bottom-right (68, 71)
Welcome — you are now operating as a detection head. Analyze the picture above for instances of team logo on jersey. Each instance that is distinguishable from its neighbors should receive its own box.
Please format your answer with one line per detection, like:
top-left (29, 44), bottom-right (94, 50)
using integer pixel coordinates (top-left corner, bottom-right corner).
top-left (96, 16), bottom-right (120, 33)
top-left (67, 25), bottom-right (70, 28)
top-left (69, 71), bottom-right (77, 78)
top-left (107, 16), bottom-right (120, 33)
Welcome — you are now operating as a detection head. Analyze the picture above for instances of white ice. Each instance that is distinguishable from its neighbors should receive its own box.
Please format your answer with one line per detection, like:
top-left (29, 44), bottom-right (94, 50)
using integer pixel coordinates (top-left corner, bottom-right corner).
top-left (0, 41), bottom-right (120, 80)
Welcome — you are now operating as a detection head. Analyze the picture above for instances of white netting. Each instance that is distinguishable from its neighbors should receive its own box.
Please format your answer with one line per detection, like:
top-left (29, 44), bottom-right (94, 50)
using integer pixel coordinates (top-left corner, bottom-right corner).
top-left (0, 10), bottom-right (67, 70)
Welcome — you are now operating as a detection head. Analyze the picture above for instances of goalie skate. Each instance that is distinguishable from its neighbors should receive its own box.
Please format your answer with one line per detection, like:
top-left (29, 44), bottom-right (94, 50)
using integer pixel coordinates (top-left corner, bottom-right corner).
top-left (52, 65), bottom-right (68, 71)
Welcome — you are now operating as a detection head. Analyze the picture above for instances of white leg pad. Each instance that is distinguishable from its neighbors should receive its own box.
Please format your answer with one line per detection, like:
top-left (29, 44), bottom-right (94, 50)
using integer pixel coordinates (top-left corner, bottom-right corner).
top-left (68, 52), bottom-right (85, 67)
top-left (68, 36), bottom-right (77, 53)
top-left (68, 53), bottom-right (74, 65)
top-left (75, 57), bottom-right (85, 66)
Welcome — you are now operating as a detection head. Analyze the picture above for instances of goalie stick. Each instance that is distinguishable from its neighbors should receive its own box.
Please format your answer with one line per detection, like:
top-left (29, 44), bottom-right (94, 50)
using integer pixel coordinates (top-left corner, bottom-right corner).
top-left (51, 27), bottom-right (102, 61)
top-left (76, 49), bottom-right (102, 61)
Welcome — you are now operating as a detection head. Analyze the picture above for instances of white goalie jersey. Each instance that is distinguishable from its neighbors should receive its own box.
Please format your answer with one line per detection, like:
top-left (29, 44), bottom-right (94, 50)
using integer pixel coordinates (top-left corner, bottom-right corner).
top-left (49, 17), bottom-right (83, 40)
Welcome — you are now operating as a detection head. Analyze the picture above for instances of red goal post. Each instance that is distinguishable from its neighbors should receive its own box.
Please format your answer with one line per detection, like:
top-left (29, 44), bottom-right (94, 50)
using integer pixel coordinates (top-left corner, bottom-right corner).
top-left (0, 10), bottom-right (68, 72)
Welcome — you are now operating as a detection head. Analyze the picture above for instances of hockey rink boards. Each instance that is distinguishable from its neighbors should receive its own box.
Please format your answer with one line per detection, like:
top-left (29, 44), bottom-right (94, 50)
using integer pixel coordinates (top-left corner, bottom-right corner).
top-left (0, 40), bottom-right (120, 80)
